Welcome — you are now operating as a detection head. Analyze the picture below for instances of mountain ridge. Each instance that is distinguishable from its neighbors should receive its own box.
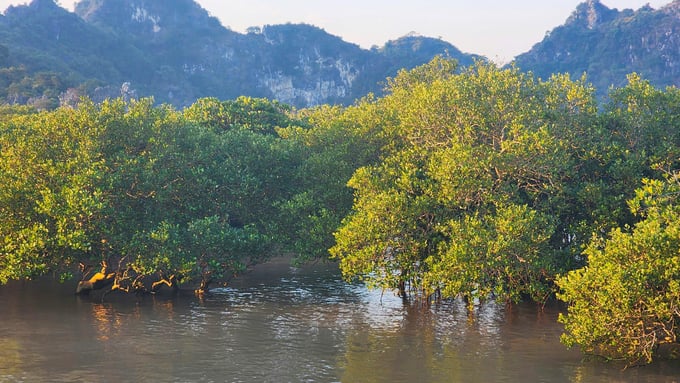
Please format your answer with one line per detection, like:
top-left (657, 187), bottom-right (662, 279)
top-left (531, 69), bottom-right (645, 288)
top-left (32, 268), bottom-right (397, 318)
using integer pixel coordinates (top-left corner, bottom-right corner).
top-left (514, 0), bottom-right (680, 95)
top-left (0, 0), bottom-right (677, 109)
top-left (0, 0), bottom-right (479, 108)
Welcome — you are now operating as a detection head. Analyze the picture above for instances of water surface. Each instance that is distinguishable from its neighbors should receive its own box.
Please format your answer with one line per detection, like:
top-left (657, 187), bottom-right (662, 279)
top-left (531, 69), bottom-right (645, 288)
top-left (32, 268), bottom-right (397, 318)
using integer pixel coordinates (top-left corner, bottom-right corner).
top-left (1, 258), bottom-right (678, 382)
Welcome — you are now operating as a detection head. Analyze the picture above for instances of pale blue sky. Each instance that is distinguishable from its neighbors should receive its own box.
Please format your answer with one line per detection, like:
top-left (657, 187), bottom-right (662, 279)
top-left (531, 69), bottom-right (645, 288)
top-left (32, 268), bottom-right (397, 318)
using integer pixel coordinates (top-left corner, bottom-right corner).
top-left (0, 0), bottom-right (672, 62)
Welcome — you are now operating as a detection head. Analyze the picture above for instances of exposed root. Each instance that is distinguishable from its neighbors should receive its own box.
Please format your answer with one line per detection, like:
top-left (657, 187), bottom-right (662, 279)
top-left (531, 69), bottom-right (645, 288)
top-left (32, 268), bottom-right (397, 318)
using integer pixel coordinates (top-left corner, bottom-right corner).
top-left (151, 273), bottom-right (180, 293)
top-left (76, 261), bottom-right (115, 295)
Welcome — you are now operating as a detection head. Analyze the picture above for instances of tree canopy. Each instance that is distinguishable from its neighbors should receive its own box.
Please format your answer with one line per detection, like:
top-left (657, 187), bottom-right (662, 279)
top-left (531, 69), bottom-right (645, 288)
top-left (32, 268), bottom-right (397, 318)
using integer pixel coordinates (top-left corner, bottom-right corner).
top-left (558, 174), bottom-right (680, 365)
top-left (0, 97), bottom-right (311, 292)
top-left (1, 57), bottom-right (679, 364)
top-left (331, 59), bottom-right (599, 303)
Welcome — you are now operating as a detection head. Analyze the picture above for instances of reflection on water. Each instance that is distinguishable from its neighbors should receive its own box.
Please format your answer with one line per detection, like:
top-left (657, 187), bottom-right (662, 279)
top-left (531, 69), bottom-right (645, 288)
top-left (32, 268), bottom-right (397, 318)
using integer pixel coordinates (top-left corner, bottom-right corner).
top-left (0, 258), bottom-right (679, 383)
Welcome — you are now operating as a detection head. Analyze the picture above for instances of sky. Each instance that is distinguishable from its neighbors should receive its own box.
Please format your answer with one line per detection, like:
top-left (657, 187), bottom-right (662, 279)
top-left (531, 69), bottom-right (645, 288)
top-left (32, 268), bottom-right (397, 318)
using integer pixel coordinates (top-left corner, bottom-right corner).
top-left (0, 0), bottom-right (673, 63)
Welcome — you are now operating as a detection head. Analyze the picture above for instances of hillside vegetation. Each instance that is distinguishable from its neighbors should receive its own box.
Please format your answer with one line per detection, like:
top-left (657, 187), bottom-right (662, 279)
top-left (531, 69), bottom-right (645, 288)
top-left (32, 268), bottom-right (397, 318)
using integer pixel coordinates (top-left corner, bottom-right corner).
top-left (0, 0), bottom-right (477, 108)
top-left (1, 0), bottom-right (679, 109)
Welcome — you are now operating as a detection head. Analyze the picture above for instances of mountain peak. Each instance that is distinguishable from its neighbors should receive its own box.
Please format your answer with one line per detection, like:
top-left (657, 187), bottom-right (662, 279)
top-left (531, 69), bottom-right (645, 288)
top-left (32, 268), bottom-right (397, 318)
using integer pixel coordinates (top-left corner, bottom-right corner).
top-left (514, 0), bottom-right (680, 99)
top-left (661, 0), bottom-right (680, 15)
top-left (567, 0), bottom-right (618, 29)
top-left (28, 0), bottom-right (61, 10)
top-left (75, 0), bottom-right (223, 36)
top-left (0, 0), bottom-right (477, 108)
top-left (3, 0), bottom-right (65, 18)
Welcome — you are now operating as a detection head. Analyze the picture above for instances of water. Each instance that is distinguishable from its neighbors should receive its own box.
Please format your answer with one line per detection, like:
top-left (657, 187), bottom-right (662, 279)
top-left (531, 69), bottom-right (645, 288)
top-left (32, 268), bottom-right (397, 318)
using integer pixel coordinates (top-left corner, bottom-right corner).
top-left (0, 258), bottom-right (678, 383)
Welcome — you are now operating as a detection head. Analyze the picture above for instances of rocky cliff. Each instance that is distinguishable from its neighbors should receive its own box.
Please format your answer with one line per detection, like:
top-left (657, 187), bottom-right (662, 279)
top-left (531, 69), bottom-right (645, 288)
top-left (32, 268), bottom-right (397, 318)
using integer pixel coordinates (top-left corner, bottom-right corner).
top-left (514, 0), bottom-right (680, 95)
top-left (0, 0), bottom-right (478, 108)
top-left (1, 0), bottom-right (678, 109)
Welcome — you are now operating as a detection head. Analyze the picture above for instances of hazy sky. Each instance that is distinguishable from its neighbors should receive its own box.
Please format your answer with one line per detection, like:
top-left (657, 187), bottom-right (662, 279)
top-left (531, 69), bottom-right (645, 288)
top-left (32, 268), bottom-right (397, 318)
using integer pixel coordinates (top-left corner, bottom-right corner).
top-left (0, 0), bottom-right (672, 62)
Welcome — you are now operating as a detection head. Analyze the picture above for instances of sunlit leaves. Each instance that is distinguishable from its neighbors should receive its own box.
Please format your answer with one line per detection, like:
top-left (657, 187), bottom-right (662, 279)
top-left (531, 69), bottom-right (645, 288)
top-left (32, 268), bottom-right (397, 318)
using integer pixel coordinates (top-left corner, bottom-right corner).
top-left (558, 174), bottom-right (680, 364)
top-left (332, 59), bottom-right (596, 301)
top-left (0, 105), bottom-right (105, 281)
top-left (425, 204), bottom-right (555, 303)
top-left (98, 98), bottom-right (301, 287)
top-left (184, 96), bottom-right (292, 135)
top-left (0, 95), bottom-right (306, 288)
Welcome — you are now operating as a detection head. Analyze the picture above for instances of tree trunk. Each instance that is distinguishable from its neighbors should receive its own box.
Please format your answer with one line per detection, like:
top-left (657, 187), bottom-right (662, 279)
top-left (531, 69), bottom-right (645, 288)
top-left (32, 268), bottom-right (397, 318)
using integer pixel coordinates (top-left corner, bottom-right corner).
top-left (76, 261), bottom-right (115, 295)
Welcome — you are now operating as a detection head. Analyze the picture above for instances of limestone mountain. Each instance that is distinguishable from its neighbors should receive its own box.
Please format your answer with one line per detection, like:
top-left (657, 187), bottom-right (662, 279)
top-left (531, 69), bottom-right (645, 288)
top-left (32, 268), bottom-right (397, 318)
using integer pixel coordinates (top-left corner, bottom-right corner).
top-left (0, 0), bottom-right (150, 107)
top-left (2, 0), bottom-right (678, 109)
top-left (513, 0), bottom-right (680, 96)
top-left (0, 0), bottom-right (479, 108)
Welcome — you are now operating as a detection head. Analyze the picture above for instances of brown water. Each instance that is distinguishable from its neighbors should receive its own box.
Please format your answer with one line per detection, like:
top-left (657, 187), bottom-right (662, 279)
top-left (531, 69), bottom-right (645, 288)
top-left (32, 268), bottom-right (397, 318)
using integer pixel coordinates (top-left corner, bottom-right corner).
top-left (0, 259), bottom-right (678, 383)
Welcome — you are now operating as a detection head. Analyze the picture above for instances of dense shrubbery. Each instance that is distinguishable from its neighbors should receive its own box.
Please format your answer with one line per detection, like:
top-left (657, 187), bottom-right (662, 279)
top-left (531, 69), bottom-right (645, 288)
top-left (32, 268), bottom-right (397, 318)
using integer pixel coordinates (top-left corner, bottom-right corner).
top-left (558, 175), bottom-right (680, 365)
top-left (1, 58), bottom-right (679, 363)
top-left (331, 58), bottom-right (598, 304)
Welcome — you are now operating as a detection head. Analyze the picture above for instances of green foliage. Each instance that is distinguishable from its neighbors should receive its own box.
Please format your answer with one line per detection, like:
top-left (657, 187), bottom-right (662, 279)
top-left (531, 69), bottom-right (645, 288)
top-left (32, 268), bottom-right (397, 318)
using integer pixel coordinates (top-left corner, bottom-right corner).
top-left (604, 74), bottom-right (680, 172)
top-left (573, 74), bottom-right (680, 245)
top-left (2, 51), bottom-right (680, 365)
top-left (184, 96), bottom-right (293, 134)
top-left (554, 74), bottom-right (680, 364)
top-left (276, 101), bottom-right (391, 263)
top-left (94, 97), bottom-right (304, 287)
top-left (426, 203), bottom-right (556, 303)
top-left (0, 95), bottom-right (309, 288)
top-left (0, 105), bottom-right (105, 283)
top-left (0, 66), bottom-right (68, 110)
top-left (331, 59), bottom-right (598, 303)
top-left (558, 175), bottom-right (680, 365)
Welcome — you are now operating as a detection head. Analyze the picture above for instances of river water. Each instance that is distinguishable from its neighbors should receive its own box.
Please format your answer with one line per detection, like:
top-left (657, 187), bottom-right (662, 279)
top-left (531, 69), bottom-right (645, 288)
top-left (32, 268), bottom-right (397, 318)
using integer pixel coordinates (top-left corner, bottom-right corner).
top-left (1, 258), bottom-right (678, 383)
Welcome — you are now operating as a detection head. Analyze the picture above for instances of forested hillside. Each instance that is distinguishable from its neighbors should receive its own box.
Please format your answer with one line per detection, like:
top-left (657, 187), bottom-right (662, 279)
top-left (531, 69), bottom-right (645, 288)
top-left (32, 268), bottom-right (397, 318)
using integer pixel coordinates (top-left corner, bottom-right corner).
top-left (515, 0), bottom-right (680, 96)
top-left (1, 0), bottom-right (679, 109)
top-left (0, 0), bottom-right (477, 108)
